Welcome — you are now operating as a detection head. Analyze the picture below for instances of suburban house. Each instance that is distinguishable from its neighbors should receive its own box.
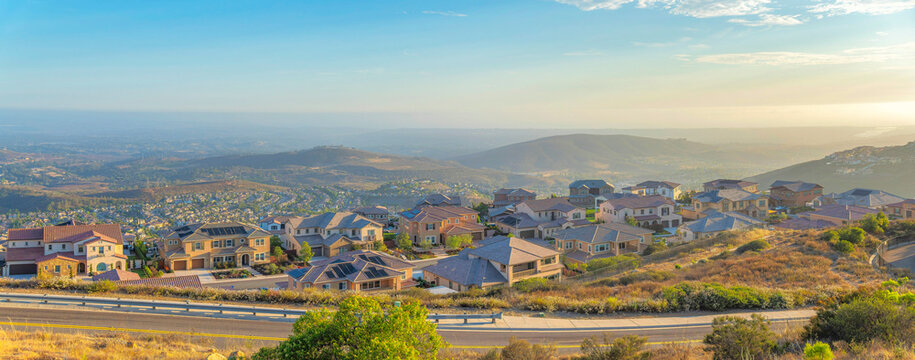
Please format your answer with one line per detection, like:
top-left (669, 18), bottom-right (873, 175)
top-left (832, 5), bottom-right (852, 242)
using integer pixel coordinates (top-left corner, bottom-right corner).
top-left (702, 179), bottom-right (759, 193)
top-left (415, 194), bottom-right (465, 208)
top-left (768, 181), bottom-right (824, 208)
top-left (287, 250), bottom-right (414, 292)
top-left (553, 223), bottom-right (653, 264)
top-left (568, 180), bottom-right (615, 209)
top-left (398, 206), bottom-right (485, 246)
top-left (678, 211), bottom-right (764, 242)
top-left (684, 189), bottom-right (769, 220)
top-left (599, 195), bottom-right (682, 228)
top-left (351, 206), bottom-right (391, 224)
top-left (887, 199), bottom-right (915, 219)
top-left (493, 188), bottom-right (537, 207)
top-left (494, 197), bottom-right (589, 239)
top-left (621, 181), bottom-right (682, 201)
top-left (3, 223), bottom-right (127, 276)
top-left (160, 222), bottom-right (272, 270)
top-left (258, 215), bottom-right (293, 235)
top-left (797, 204), bottom-right (879, 226)
top-left (814, 188), bottom-right (905, 210)
top-left (422, 236), bottom-right (561, 291)
top-left (274, 212), bottom-right (384, 257)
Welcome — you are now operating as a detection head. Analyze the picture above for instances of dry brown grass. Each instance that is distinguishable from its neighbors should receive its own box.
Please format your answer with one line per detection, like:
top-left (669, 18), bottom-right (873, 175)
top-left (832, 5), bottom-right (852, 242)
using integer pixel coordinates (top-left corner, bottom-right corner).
top-left (0, 329), bottom-right (257, 360)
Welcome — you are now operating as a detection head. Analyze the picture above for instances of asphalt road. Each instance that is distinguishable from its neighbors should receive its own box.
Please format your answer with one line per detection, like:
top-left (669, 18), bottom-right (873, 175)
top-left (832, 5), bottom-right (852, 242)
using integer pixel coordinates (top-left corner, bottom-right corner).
top-left (885, 242), bottom-right (915, 274)
top-left (0, 306), bottom-right (808, 353)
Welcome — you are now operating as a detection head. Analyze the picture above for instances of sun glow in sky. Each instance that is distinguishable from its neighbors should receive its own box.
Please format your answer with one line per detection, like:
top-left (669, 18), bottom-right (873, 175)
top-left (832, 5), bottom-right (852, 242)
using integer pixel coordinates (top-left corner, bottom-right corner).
top-left (1, 0), bottom-right (913, 128)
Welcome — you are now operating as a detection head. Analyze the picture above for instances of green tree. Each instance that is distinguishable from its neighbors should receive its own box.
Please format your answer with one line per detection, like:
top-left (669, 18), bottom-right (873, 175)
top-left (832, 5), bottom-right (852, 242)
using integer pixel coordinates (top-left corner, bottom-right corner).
top-left (418, 239), bottom-right (433, 251)
top-left (133, 240), bottom-right (149, 267)
top-left (270, 235), bottom-right (283, 250)
top-left (252, 296), bottom-right (446, 360)
top-left (445, 234), bottom-right (472, 250)
top-left (861, 212), bottom-right (890, 235)
top-left (805, 293), bottom-right (915, 344)
top-left (373, 240), bottom-right (388, 252)
top-left (704, 314), bottom-right (777, 360)
top-left (498, 337), bottom-right (556, 360)
top-left (838, 227), bottom-right (866, 244)
top-left (473, 203), bottom-right (489, 218)
top-left (804, 342), bottom-right (834, 360)
top-left (833, 240), bottom-right (855, 254)
top-left (298, 245), bottom-right (313, 265)
top-left (272, 246), bottom-right (286, 262)
top-left (395, 232), bottom-right (412, 250)
top-left (624, 216), bottom-right (639, 227)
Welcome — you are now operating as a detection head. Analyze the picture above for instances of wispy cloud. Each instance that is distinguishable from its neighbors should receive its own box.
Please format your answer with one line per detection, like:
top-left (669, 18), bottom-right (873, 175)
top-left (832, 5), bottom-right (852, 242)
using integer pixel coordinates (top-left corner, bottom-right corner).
top-left (728, 13), bottom-right (803, 26)
top-left (555, 0), bottom-right (634, 10)
top-left (808, 0), bottom-right (915, 16)
top-left (684, 42), bottom-right (915, 65)
top-left (638, 0), bottom-right (773, 17)
top-left (421, 10), bottom-right (468, 17)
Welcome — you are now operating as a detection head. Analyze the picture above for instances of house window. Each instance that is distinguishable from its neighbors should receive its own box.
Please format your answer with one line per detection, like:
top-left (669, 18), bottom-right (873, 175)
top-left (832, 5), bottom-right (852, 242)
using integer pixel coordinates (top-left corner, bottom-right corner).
top-left (367, 230), bottom-right (375, 238)
top-left (54, 265), bottom-right (60, 273)
top-left (214, 256), bottom-right (222, 263)
top-left (323, 284), bottom-right (330, 289)
top-left (565, 242), bottom-right (572, 249)
top-left (424, 235), bottom-right (436, 243)
top-left (47, 245), bottom-right (52, 250)
top-left (194, 242), bottom-right (203, 250)
top-left (619, 243), bottom-right (627, 249)
top-left (338, 282), bottom-right (347, 290)
top-left (425, 224), bottom-right (435, 230)
top-left (212, 241), bottom-right (220, 248)
top-left (99, 247), bottom-right (105, 255)
top-left (759, 200), bottom-right (766, 207)
top-left (360, 280), bottom-right (382, 290)
top-left (255, 239), bottom-right (265, 246)
top-left (78, 246), bottom-right (84, 253)
top-left (225, 239), bottom-right (234, 247)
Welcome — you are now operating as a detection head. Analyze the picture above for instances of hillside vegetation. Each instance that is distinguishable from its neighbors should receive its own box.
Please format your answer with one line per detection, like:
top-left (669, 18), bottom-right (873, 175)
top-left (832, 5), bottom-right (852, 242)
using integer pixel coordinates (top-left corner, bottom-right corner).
top-left (748, 140), bottom-right (915, 197)
top-left (92, 180), bottom-right (287, 201)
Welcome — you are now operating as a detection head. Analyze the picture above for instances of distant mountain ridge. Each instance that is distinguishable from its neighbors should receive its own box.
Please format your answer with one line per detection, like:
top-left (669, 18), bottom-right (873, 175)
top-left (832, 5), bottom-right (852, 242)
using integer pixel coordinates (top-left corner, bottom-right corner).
top-left (452, 134), bottom-right (823, 187)
top-left (746, 141), bottom-right (915, 198)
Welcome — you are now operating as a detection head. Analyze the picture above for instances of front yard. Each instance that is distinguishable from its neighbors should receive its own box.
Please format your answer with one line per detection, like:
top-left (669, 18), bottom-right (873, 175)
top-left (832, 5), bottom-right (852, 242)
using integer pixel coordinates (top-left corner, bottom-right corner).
top-left (211, 269), bottom-right (254, 279)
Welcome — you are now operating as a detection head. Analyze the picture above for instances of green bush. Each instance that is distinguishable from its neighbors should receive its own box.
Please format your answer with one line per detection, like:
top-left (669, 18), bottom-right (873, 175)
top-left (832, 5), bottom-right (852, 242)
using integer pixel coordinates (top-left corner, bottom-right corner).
top-left (803, 342), bottom-right (833, 360)
top-left (512, 278), bottom-right (554, 293)
top-left (641, 242), bottom-right (668, 256)
top-left (587, 255), bottom-right (640, 273)
top-left (498, 337), bottom-right (556, 360)
top-left (736, 239), bottom-right (769, 254)
top-left (805, 291), bottom-right (915, 344)
top-left (580, 334), bottom-right (649, 360)
top-left (819, 231), bottom-right (840, 243)
top-left (838, 227), bottom-right (866, 245)
top-left (87, 280), bottom-right (117, 293)
top-left (704, 314), bottom-right (777, 360)
top-left (832, 240), bottom-right (854, 254)
top-left (662, 282), bottom-right (790, 311)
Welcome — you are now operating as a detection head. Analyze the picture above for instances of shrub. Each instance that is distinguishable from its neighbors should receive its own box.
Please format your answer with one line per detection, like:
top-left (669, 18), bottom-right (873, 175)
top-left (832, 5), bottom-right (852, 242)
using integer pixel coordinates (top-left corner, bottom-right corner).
top-left (580, 334), bottom-right (649, 360)
top-left (703, 314), bottom-right (777, 360)
top-left (832, 240), bottom-right (854, 254)
top-left (87, 280), bottom-right (117, 293)
top-left (820, 231), bottom-right (840, 243)
top-left (587, 255), bottom-right (640, 274)
top-left (662, 283), bottom-right (788, 311)
top-left (803, 342), bottom-right (834, 360)
top-left (499, 337), bottom-right (556, 360)
top-left (861, 212), bottom-right (889, 235)
top-left (641, 242), bottom-right (668, 256)
top-left (805, 292), bottom-right (915, 344)
top-left (736, 240), bottom-right (769, 254)
top-left (838, 227), bottom-right (866, 245)
top-left (512, 278), bottom-right (553, 293)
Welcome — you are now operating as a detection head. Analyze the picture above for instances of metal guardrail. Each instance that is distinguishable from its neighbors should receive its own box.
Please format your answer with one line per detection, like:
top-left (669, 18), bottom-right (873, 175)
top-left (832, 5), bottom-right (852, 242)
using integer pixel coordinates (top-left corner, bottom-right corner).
top-left (0, 292), bottom-right (502, 323)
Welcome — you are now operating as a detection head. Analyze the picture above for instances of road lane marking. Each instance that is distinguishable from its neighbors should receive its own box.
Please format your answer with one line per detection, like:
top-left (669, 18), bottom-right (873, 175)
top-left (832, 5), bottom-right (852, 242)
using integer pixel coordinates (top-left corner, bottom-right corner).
top-left (0, 321), bottom-right (287, 341)
top-left (451, 339), bottom-right (703, 349)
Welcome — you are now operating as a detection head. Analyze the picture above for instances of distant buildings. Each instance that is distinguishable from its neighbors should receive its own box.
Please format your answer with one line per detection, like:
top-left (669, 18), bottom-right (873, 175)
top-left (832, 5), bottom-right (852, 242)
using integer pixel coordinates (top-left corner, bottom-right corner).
top-left (568, 180), bottom-right (615, 209)
top-left (798, 205), bottom-right (879, 226)
top-left (814, 188), bottom-right (905, 210)
top-left (621, 181), bottom-right (682, 201)
top-left (768, 181), bottom-right (823, 208)
top-left (351, 206), bottom-right (391, 224)
top-left (267, 212), bottom-right (384, 257)
top-left (160, 222), bottom-right (271, 270)
top-left (3, 223), bottom-right (127, 276)
top-left (599, 195), bottom-right (682, 228)
top-left (702, 179), bottom-right (759, 193)
top-left (492, 188), bottom-right (536, 207)
top-left (415, 194), bottom-right (465, 208)
top-left (887, 199), bottom-right (915, 219)
top-left (554, 223), bottom-right (653, 264)
top-left (422, 236), bottom-right (560, 291)
top-left (494, 197), bottom-right (589, 239)
top-left (685, 189), bottom-right (769, 219)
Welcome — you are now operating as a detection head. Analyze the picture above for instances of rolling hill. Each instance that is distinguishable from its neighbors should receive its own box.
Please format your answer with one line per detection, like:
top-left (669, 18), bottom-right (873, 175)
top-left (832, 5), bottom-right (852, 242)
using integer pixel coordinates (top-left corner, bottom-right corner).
top-left (452, 134), bottom-right (825, 187)
top-left (91, 180), bottom-right (287, 201)
top-left (747, 141), bottom-right (915, 197)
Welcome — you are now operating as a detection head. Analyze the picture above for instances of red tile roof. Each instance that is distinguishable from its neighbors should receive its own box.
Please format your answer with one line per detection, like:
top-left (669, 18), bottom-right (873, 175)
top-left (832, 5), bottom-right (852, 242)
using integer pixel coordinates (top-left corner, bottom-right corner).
top-left (92, 269), bottom-right (141, 281)
top-left (5, 247), bottom-right (45, 262)
top-left (44, 224), bottom-right (123, 244)
top-left (7, 228), bottom-right (43, 241)
top-left (35, 252), bottom-right (84, 263)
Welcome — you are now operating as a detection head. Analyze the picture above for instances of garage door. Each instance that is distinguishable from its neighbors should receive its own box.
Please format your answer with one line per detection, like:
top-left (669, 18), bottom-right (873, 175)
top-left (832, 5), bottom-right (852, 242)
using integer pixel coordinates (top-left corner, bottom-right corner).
top-left (191, 258), bottom-right (205, 269)
top-left (173, 260), bottom-right (187, 271)
top-left (8, 264), bottom-right (37, 275)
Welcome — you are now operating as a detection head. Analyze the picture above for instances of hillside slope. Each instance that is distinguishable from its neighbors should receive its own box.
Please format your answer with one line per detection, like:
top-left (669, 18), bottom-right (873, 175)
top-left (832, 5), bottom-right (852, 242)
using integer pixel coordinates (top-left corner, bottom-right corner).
top-left (747, 141), bottom-right (915, 197)
top-left (453, 134), bottom-right (820, 186)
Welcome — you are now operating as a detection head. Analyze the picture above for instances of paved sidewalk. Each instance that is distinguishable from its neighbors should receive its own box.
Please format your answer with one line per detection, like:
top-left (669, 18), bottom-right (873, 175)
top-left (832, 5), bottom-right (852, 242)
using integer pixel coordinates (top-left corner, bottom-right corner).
top-left (432, 309), bottom-right (816, 330)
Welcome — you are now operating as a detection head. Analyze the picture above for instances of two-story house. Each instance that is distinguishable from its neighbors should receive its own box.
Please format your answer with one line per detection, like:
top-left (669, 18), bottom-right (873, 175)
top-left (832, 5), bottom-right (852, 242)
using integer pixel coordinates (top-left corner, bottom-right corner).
top-left (686, 189), bottom-right (769, 220)
top-left (492, 188), bottom-right (537, 207)
top-left (599, 195), bottom-right (682, 228)
top-left (887, 199), bottom-right (915, 219)
top-left (422, 236), bottom-right (561, 291)
top-left (568, 180), bottom-right (615, 209)
top-left (703, 179), bottom-right (759, 193)
top-left (768, 181), bottom-right (823, 208)
top-left (161, 222), bottom-right (271, 270)
top-left (813, 188), bottom-right (905, 210)
top-left (398, 206), bottom-right (485, 246)
top-left (621, 181), bottom-right (682, 201)
top-left (351, 206), bottom-right (391, 224)
top-left (494, 197), bottom-right (589, 239)
top-left (287, 250), bottom-right (415, 292)
top-left (2, 223), bottom-right (127, 276)
top-left (553, 223), bottom-right (653, 264)
top-left (678, 211), bottom-right (764, 242)
top-left (273, 212), bottom-right (384, 257)
top-left (796, 204), bottom-right (879, 226)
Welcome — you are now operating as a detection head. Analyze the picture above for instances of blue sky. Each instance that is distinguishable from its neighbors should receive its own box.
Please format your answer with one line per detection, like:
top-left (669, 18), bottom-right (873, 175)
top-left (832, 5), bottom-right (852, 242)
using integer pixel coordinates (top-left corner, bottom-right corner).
top-left (1, 0), bottom-right (913, 128)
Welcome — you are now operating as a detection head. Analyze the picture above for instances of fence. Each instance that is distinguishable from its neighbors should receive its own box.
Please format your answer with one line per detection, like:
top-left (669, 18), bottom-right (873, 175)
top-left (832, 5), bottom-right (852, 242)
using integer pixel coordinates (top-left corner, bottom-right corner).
top-left (872, 235), bottom-right (915, 267)
top-left (0, 292), bottom-right (501, 323)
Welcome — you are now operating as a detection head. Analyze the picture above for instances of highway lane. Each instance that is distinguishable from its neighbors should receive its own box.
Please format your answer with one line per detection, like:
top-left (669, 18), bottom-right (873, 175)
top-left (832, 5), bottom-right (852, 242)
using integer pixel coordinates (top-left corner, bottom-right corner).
top-left (0, 306), bottom-right (808, 353)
